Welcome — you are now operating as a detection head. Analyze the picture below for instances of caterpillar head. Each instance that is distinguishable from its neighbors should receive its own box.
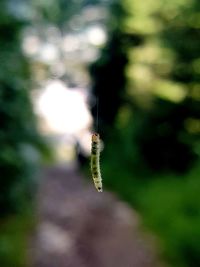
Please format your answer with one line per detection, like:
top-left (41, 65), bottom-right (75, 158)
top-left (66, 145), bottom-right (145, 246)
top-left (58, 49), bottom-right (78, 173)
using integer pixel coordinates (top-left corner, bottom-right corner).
top-left (96, 186), bottom-right (103, 192)
top-left (92, 133), bottom-right (100, 142)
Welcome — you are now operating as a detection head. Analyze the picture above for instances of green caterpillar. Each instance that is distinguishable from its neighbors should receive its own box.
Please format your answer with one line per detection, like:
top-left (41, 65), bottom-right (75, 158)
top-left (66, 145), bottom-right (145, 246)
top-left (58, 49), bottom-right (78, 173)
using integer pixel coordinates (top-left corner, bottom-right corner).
top-left (91, 133), bottom-right (103, 192)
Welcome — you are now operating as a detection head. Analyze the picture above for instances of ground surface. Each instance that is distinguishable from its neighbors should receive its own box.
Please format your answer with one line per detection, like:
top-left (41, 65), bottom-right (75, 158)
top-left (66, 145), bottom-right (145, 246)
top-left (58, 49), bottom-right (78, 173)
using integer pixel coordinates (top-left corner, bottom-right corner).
top-left (30, 164), bottom-right (162, 267)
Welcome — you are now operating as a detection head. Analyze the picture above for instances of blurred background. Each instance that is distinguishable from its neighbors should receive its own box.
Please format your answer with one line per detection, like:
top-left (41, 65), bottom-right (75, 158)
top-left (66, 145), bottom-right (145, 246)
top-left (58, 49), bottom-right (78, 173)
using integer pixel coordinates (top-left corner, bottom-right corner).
top-left (0, 0), bottom-right (200, 266)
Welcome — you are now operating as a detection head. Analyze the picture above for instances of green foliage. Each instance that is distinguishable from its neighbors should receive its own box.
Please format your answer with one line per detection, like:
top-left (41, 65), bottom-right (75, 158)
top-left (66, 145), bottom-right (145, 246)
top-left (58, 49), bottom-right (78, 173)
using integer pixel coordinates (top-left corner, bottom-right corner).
top-left (102, 132), bottom-right (200, 267)
top-left (89, 0), bottom-right (142, 135)
top-left (123, 0), bottom-right (200, 172)
top-left (0, 1), bottom-right (50, 266)
top-left (91, 0), bottom-right (200, 171)
top-left (138, 168), bottom-right (200, 267)
top-left (90, 0), bottom-right (200, 266)
top-left (90, 34), bottom-right (128, 133)
top-left (0, 1), bottom-right (46, 214)
top-left (0, 212), bottom-right (34, 267)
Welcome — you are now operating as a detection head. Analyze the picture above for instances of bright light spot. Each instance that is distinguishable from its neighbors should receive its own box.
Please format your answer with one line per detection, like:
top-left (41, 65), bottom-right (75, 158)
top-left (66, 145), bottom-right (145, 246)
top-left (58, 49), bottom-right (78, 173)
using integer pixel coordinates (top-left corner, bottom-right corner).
top-left (76, 130), bottom-right (93, 156)
top-left (39, 43), bottom-right (59, 63)
top-left (36, 80), bottom-right (92, 135)
top-left (23, 37), bottom-right (59, 62)
top-left (22, 35), bottom-right (41, 56)
top-left (87, 26), bottom-right (107, 46)
top-left (153, 80), bottom-right (187, 102)
top-left (62, 34), bottom-right (80, 52)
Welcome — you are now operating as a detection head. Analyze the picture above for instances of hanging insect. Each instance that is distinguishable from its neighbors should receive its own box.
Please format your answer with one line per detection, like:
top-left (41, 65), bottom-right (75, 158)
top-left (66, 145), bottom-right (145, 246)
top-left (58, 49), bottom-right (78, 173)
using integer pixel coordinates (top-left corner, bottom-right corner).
top-left (90, 133), bottom-right (103, 192)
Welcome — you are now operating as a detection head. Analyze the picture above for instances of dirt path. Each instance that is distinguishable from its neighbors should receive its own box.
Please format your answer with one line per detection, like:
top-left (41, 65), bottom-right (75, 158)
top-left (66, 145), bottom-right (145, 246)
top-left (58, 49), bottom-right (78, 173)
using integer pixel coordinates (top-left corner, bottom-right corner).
top-left (30, 164), bottom-right (162, 267)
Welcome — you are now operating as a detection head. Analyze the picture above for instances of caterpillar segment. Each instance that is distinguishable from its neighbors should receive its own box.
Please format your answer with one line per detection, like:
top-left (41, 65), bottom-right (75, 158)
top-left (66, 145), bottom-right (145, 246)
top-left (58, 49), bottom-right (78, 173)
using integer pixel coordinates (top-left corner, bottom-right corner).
top-left (91, 133), bottom-right (103, 192)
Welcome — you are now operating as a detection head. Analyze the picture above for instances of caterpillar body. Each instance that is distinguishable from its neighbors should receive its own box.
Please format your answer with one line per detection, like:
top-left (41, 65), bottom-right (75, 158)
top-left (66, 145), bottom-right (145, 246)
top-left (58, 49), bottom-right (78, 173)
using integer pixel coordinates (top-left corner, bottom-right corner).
top-left (91, 133), bottom-right (103, 192)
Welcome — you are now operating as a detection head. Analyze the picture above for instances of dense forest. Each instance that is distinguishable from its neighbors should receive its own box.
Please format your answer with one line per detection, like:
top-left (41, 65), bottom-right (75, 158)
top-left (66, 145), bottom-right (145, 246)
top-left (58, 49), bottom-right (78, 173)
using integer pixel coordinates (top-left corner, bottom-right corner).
top-left (0, 0), bottom-right (199, 266)
top-left (90, 1), bottom-right (200, 267)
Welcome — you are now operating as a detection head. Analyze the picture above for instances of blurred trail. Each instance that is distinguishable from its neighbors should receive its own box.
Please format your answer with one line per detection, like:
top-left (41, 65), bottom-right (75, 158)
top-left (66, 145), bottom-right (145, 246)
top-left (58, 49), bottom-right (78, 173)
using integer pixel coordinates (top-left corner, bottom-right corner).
top-left (30, 164), bottom-right (162, 267)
